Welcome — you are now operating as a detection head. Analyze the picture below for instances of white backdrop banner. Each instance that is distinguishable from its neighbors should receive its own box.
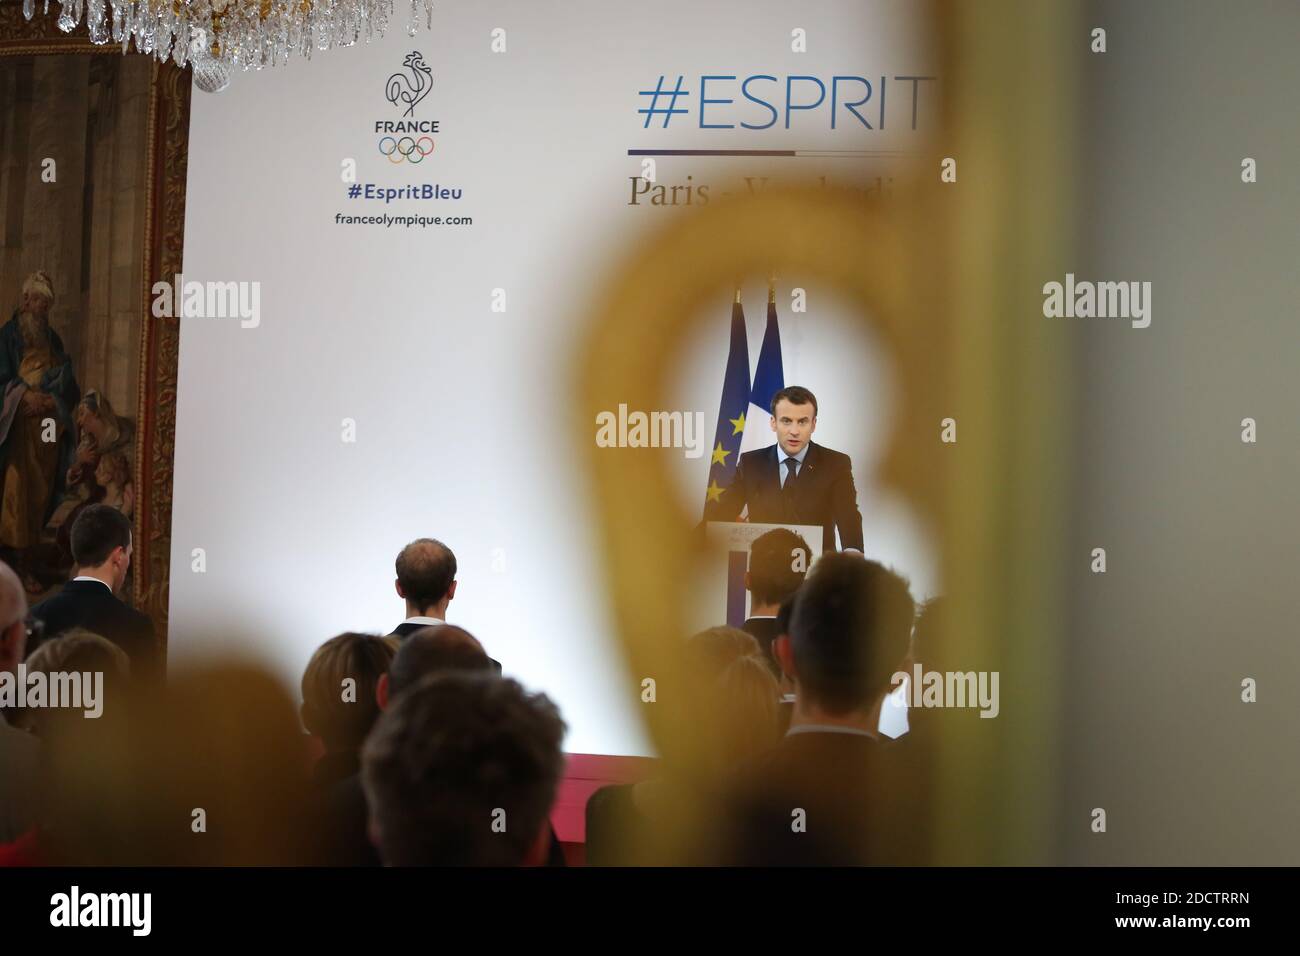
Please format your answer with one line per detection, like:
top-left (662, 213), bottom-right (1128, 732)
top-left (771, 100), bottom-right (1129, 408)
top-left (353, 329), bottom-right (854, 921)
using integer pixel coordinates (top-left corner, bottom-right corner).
top-left (171, 0), bottom-right (936, 756)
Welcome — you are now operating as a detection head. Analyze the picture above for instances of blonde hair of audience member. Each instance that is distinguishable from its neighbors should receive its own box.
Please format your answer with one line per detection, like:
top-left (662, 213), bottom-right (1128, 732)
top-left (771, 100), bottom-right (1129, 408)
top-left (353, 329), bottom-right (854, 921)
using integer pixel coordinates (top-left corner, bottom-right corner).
top-left (300, 633), bottom-right (399, 754)
top-left (713, 653), bottom-right (781, 765)
top-left (685, 625), bottom-right (765, 680)
top-left (683, 626), bottom-right (782, 763)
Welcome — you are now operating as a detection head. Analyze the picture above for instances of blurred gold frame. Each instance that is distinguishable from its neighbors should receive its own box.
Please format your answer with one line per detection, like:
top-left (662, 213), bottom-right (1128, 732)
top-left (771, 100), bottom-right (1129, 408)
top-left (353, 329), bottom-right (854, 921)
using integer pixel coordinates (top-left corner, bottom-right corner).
top-left (576, 0), bottom-right (1075, 864)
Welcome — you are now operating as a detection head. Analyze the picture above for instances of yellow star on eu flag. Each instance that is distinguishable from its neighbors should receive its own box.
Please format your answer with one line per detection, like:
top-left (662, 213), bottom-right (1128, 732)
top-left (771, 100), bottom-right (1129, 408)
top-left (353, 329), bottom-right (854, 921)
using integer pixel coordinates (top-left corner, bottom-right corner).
top-left (711, 441), bottom-right (731, 466)
top-left (729, 412), bottom-right (746, 436)
top-left (705, 480), bottom-right (725, 503)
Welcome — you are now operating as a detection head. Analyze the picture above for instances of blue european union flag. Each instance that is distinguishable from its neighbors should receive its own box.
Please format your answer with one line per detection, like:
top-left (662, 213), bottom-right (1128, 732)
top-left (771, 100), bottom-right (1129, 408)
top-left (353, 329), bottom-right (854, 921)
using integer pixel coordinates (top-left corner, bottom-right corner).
top-left (703, 298), bottom-right (751, 516)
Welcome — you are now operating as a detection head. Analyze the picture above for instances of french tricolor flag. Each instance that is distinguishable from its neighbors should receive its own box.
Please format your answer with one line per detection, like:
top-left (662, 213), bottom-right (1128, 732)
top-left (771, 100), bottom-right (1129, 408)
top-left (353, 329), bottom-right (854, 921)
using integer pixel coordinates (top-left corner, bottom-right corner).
top-left (742, 291), bottom-right (785, 453)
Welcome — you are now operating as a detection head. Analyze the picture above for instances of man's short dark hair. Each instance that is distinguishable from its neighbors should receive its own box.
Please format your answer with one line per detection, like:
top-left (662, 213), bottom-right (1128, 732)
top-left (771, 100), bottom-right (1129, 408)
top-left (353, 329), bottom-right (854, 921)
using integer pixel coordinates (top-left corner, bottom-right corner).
top-left (70, 504), bottom-right (132, 568)
top-left (770, 385), bottom-right (818, 417)
top-left (748, 529), bottom-right (811, 606)
top-left (389, 624), bottom-right (491, 698)
top-left (395, 538), bottom-right (456, 612)
top-left (362, 672), bottom-right (567, 866)
top-left (789, 553), bottom-right (914, 715)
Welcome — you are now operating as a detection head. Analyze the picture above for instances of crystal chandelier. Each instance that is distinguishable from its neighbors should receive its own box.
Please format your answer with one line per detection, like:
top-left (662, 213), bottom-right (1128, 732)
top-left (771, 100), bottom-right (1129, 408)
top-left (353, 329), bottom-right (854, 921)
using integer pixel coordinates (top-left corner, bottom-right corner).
top-left (22, 0), bottom-right (433, 78)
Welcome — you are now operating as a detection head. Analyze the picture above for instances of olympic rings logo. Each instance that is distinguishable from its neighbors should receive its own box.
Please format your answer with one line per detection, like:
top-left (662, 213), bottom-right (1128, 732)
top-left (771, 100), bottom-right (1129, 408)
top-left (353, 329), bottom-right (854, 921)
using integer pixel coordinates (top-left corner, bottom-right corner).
top-left (378, 135), bottom-right (435, 163)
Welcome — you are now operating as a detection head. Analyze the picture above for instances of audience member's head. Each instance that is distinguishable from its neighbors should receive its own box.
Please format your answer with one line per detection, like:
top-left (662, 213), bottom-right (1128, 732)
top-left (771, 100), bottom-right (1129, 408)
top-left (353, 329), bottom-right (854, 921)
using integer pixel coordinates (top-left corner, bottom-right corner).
top-left (686, 626), bottom-right (763, 681)
top-left (686, 626), bottom-right (781, 766)
top-left (394, 538), bottom-right (457, 617)
top-left (362, 672), bottom-right (566, 866)
top-left (746, 528), bottom-right (811, 611)
top-left (778, 553), bottom-right (914, 718)
top-left (715, 653), bottom-right (781, 765)
top-left (300, 632), bottom-right (399, 754)
top-left (0, 560), bottom-right (28, 677)
top-left (35, 660), bottom-right (320, 865)
top-left (70, 505), bottom-right (133, 593)
top-left (902, 595), bottom-right (984, 742)
top-left (15, 628), bottom-right (130, 736)
top-left (380, 624), bottom-right (491, 708)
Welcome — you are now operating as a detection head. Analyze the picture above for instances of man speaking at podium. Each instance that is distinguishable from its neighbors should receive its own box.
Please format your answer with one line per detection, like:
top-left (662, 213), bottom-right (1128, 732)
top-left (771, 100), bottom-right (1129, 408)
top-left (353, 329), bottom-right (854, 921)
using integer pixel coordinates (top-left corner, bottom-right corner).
top-left (707, 386), bottom-right (863, 553)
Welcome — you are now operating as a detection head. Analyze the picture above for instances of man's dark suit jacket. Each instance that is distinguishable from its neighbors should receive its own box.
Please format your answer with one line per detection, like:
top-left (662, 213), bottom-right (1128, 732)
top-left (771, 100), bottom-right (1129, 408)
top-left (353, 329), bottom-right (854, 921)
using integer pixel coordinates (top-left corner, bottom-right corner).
top-left (719, 730), bottom-right (923, 866)
top-left (32, 579), bottom-right (159, 682)
top-left (388, 622), bottom-right (503, 674)
top-left (707, 441), bottom-right (863, 552)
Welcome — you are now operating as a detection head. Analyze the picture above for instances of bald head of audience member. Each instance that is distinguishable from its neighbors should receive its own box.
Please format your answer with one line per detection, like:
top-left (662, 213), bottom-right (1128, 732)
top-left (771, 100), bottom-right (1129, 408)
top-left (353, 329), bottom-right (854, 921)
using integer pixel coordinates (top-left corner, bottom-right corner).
top-left (0, 560), bottom-right (29, 676)
top-left (377, 624), bottom-right (491, 709)
top-left (394, 538), bottom-right (457, 620)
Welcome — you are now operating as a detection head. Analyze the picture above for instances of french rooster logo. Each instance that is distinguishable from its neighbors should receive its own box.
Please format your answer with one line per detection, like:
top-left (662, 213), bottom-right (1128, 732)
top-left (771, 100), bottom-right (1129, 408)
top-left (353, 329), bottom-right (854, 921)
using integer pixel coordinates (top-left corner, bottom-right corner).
top-left (385, 52), bottom-right (433, 117)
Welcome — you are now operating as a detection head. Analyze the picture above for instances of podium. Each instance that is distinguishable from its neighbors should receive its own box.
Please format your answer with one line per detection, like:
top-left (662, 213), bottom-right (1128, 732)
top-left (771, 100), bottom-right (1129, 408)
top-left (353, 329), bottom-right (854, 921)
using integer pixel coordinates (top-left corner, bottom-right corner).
top-left (703, 521), bottom-right (824, 628)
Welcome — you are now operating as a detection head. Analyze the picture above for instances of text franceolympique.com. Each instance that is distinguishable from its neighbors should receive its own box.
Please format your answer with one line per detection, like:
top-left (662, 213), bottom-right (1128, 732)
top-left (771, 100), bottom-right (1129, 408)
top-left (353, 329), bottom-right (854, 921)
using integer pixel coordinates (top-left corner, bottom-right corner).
top-left (333, 213), bottom-right (474, 228)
